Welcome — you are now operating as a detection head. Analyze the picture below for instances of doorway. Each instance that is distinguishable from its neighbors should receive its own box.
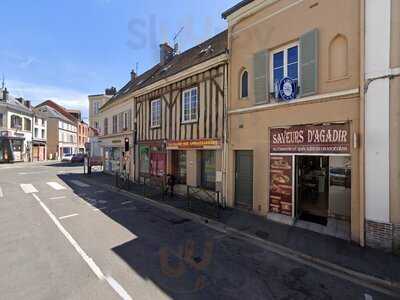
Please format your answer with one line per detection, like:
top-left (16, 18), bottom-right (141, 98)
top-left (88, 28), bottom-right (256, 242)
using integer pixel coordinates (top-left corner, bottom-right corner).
top-left (296, 156), bottom-right (329, 225)
top-left (235, 151), bottom-right (253, 209)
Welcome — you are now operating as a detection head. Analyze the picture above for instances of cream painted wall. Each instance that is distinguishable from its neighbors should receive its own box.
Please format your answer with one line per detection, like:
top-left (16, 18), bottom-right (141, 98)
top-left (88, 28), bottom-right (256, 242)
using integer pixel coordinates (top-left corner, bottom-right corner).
top-left (364, 0), bottom-right (392, 223)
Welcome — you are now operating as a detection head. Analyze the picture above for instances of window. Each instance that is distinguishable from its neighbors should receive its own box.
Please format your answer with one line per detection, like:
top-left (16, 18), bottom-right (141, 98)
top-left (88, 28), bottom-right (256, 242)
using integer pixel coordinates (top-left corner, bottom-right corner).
top-left (123, 111), bottom-right (129, 130)
top-left (240, 70), bottom-right (249, 98)
top-left (182, 87), bottom-right (198, 123)
top-left (10, 115), bottom-right (22, 129)
top-left (94, 121), bottom-right (99, 129)
top-left (24, 118), bottom-right (32, 131)
top-left (201, 150), bottom-right (216, 190)
top-left (34, 128), bottom-right (39, 138)
top-left (151, 99), bottom-right (161, 128)
top-left (271, 44), bottom-right (299, 94)
top-left (34, 117), bottom-right (38, 125)
top-left (94, 102), bottom-right (100, 115)
top-left (0, 113), bottom-right (3, 127)
top-left (139, 145), bottom-right (150, 174)
top-left (112, 115), bottom-right (118, 134)
top-left (103, 118), bottom-right (108, 135)
top-left (41, 129), bottom-right (45, 139)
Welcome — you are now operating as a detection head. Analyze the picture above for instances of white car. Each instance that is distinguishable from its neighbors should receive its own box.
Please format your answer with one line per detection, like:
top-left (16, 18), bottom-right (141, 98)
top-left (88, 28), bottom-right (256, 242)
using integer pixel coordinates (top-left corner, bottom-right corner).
top-left (61, 153), bottom-right (73, 162)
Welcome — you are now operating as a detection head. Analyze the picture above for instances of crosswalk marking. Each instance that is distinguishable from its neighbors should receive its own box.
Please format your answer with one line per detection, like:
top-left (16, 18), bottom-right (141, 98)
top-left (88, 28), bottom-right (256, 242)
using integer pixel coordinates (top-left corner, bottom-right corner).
top-left (59, 213), bottom-right (79, 220)
top-left (50, 196), bottom-right (67, 200)
top-left (47, 182), bottom-right (66, 191)
top-left (20, 184), bottom-right (38, 194)
top-left (70, 180), bottom-right (90, 188)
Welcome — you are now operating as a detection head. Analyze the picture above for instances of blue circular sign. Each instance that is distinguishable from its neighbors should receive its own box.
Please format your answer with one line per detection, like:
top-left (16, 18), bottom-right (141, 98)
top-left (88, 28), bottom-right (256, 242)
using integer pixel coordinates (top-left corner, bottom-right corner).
top-left (279, 77), bottom-right (297, 101)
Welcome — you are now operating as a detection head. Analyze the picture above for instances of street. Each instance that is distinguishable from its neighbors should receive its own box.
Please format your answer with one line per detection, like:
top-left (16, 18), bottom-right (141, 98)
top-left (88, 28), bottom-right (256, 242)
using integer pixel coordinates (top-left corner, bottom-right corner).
top-left (0, 162), bottom-right (397, 300)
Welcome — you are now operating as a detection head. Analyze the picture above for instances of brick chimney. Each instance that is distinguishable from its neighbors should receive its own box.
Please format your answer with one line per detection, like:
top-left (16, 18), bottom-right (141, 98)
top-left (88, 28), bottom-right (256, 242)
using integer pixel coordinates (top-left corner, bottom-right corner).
top-left (160, 43), bottom-right (174, 66)
top-left (2, 88), bottom-right (8, 102)
top-left (130, 70), bottom-right (137, 81)
top-left (105, 87), bottom-right (117, 96)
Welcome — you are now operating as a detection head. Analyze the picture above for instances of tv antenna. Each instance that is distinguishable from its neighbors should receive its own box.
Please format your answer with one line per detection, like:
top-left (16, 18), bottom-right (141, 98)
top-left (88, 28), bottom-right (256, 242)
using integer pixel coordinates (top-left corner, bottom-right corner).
top-left (173, 27), bottom-right (184, 54)
top-left (1, 74), bottom-right (5, 89)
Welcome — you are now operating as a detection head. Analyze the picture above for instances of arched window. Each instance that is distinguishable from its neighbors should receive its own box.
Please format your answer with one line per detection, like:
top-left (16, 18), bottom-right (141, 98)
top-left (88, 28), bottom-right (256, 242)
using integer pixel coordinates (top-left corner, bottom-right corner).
top-left (240, 70), bottom-right (249, 99)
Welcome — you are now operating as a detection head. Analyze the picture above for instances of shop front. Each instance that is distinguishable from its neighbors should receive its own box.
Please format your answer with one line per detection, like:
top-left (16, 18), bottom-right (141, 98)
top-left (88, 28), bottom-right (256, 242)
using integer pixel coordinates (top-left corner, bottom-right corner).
top-left (102, 136), bottom-right (134, 176)
top-left (166, 139), bottom-right (222, 197)
top-left (268, 123), bottom-right (352, 240)
top-left (32, 141), bottom-right (46, 161)
top-left (138, 141), bottom-right (166, 180)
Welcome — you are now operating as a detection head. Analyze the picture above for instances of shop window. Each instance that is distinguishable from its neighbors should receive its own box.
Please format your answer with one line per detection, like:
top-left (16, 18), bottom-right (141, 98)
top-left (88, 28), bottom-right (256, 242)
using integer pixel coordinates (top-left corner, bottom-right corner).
top-left (182, 87), bottom-right (198, 123)
top-left (139, 145), bottom-right (150, 174)
top-left (12, 139), bottom-right (23, 152)
top-left (24, 118), bottom-right (31, 131)
top-left (173, 151), bottom-right (187, 184)
top-left (240, 69), bottom-right (249, 99)
top-left (11, 115), bottom-right (22, 129)
top-left (270, 43), bottom-right (299, 94)
top-left (151, 99), bottom-right (161, 128)
top-left (201, 150), bottom-right (216, 190)
top-left (150, 152), bottom-right (166, 177)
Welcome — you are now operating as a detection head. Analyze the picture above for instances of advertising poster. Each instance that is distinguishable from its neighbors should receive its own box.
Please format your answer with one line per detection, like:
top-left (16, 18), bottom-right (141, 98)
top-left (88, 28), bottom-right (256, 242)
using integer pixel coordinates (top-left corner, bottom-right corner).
top-left (269, 156), bottom-right (293, 216)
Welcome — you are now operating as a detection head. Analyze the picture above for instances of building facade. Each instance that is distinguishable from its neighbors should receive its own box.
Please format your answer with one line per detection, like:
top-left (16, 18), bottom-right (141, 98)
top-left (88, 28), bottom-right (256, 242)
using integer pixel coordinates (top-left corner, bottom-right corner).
top-left (98, 89), bottom-right (134, 175)
top-left (88, 88), bottom-right (115, 132)
top-left (0, 87), bottom-right (33, 162)
top-left (133, 33), bottom-right (228, 199)
top-left (223, 0), bottom-right (362, 243)
top-left (364, 0), bottom-right (400, 252)
top-left (32, 112), bottom-right (47, 161)
top-left (35, 101), bottom-right (78, 160)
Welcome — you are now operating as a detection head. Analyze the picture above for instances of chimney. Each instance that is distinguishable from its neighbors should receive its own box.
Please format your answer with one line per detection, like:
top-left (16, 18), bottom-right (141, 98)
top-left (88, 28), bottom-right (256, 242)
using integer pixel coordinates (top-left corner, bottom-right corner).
top-left (174, 42), bottom-right (179, 55)
top-left (24, 100), bottom-right (31, 108)
top-left (130, 70), bottom-right (137, 81)
top-left (105, 87), bottom-right (117, 96)
top-left (160, 43), bottom-right (174, 66)
top-left (2, 88), bottom-right (8, 102)
top-left (15, 97), bottom-right (24, 104)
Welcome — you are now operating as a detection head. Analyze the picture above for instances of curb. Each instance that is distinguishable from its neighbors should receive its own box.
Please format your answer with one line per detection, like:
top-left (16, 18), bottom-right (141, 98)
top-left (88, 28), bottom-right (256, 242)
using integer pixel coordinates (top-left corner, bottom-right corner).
top-left (81, 176), bottom-right (400, 297)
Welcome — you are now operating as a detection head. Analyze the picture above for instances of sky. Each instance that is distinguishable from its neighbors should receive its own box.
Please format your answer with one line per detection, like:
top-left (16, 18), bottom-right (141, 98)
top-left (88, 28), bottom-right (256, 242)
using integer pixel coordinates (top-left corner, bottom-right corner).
top-left (1, 0), bottom-right (237, 120)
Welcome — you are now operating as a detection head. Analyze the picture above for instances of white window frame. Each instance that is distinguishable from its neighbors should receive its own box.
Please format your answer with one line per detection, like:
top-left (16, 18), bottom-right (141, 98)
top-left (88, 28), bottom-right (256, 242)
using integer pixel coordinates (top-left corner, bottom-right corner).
top-left (181, 87), bottom-right (198, 123)
top-left (269, 41), bottom-right (300, 93)
top-left (150, 99), bottom-right (161, 128)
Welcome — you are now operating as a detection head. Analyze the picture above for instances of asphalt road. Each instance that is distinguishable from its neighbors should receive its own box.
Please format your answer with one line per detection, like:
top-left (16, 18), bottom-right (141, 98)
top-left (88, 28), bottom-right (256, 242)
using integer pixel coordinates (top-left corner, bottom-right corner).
top-left (0, 162), bottom-right (397, 300)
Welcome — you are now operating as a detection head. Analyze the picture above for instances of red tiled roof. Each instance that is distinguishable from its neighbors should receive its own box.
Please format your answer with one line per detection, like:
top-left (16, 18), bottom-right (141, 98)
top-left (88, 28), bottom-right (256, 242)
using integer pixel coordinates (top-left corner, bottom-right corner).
top-left (35, 100), bottom-right (78, 123)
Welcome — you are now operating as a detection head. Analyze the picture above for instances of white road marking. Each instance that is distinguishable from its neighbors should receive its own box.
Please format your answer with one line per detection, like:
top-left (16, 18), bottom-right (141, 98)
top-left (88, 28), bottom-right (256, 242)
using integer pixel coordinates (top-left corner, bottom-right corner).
top-left (59, 213), bottom-right (79, 220)
top-left (50, 196), bottom-right (67, 200)
top-left (70, 180), bottom-right (90, 188)
top-left (0, 186), bottom-right (3, 198)
top-left (365, 294), bottom-right (373, 300)
top-left (47, 182), bottom-right (67, 190)
top-left (20, 184), bottom-right (38, 194)
top-left (121, 201), bottom-right (132, 205)
top-left (106, 276), bottom-right (133, 300)
top-left (31, 193), bottom-right (132, 300)
top-left (93, 207), bottom-right (107, 212)
top-left (18, 171), bottom-right (43, 175)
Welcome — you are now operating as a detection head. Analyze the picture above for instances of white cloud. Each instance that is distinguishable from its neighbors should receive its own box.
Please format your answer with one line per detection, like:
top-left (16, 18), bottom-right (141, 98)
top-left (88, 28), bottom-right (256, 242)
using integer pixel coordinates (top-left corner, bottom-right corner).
top-left (6, 79), bottom-right (89, 118)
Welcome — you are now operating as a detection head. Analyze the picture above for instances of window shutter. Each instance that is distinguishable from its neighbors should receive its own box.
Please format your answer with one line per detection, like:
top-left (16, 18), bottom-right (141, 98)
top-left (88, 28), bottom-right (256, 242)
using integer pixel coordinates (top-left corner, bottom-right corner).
top-left (253, 50), bottom-right (269, 104)
top-left (300, 29), bottom-right (319, 97)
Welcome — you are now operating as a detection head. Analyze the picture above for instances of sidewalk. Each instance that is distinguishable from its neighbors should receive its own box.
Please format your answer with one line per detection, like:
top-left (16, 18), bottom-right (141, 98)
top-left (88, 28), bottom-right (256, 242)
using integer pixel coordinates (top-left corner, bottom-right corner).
top-left (79, 172), bottom-right (400, 289)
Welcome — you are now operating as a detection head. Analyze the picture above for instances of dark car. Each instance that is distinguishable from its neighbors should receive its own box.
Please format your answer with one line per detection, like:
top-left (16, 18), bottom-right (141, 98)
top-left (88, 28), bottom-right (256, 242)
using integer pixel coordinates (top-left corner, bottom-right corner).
top-left (71, 153), bottom-right (85, 163)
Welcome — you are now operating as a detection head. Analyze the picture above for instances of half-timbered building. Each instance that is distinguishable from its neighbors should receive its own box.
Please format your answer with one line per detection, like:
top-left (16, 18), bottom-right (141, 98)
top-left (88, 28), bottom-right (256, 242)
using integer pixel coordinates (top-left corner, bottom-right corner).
top-left (133, 31), bottom-right (228, 199)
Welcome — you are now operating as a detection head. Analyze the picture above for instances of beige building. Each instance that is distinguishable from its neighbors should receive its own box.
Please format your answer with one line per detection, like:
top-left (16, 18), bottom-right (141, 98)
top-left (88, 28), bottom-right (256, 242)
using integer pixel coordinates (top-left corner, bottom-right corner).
top-left (98, 83), bottom-right (134, 176)
top-left (88, 88), bottom-right (115, 133)
top-left (223, 0), bottom-right (362, 243)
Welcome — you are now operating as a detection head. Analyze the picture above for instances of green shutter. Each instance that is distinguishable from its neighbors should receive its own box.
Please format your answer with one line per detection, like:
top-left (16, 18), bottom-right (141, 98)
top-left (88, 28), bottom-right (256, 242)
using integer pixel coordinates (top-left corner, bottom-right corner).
top-left (300, 29), bottom-right (319, 97)
top-left (253, 50), bottom-right (269, 104)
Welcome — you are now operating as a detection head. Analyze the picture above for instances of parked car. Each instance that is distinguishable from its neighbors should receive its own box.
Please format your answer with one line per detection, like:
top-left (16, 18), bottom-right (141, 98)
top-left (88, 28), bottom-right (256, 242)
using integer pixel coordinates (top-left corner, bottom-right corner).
top-left (61, 153), bottom-right (73, 162)
top-left (71, 153), bottom-right (85, 163)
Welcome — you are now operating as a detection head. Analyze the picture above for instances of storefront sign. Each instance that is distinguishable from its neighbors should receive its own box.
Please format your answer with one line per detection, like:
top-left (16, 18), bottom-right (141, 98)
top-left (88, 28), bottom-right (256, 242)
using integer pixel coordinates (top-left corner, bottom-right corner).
top-left (269, 156), bottom-right (293, 216)
top-left (166, 139), bottom-right (221, 150)
top-left (270, 124), bottom-right (350, 154)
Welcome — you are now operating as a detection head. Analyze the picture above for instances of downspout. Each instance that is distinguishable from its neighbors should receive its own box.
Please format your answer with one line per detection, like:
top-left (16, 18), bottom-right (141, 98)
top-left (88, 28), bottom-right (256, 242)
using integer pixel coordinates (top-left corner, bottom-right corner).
top-left (359, 0), bottom-right (366, 247)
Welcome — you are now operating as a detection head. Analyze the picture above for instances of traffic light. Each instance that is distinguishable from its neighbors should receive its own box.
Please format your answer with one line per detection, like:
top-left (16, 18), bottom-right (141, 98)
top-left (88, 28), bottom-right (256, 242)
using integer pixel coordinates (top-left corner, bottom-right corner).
top-left (124, 137), bottom-right (129, 152)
